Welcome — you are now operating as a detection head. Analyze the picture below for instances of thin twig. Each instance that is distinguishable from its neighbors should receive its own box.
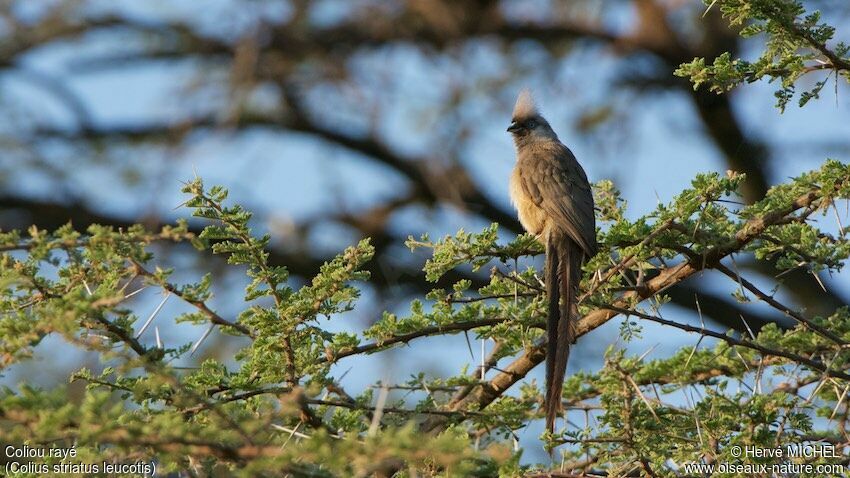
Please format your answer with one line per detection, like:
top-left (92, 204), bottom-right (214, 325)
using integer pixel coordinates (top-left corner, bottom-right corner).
top-left (131, 259), bottom-right (254, 337)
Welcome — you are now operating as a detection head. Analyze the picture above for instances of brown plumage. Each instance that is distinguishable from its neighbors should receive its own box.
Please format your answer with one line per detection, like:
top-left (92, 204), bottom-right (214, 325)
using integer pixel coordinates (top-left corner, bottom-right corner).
top-left (507, 90), bottom-right (597, 433)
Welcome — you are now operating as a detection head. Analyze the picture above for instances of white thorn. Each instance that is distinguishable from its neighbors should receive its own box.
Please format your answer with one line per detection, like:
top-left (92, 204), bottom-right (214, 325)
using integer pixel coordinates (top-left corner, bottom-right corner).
top-left (272, 423), bottom-right (309, 440)
top-left (830, 384), bottom-right (849, 420)
top-left (637, 343), bottom-right (659, 362)
top-left (368, 384), bottom-right (389, 437)
top-left (812, 271), bottom-right (827, 292)
top-left (124, 286), bottom-right (147, 300)
top-left (739, 314), bottom-right (756, 340)
top-left (136, 291), bottom-right (171, 338)
top-left (190, 323), bottom-right (216, 356)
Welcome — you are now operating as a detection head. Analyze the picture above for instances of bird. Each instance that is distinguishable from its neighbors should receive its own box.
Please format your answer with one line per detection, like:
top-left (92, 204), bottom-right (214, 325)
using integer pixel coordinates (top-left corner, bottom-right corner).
top-left (507, 89), bottom-right (597, 433)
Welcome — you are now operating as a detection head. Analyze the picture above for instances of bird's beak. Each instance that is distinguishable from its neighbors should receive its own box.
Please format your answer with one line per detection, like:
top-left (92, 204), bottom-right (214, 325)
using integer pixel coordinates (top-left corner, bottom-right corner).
top-left (507, 121), bottom-right (522, 133)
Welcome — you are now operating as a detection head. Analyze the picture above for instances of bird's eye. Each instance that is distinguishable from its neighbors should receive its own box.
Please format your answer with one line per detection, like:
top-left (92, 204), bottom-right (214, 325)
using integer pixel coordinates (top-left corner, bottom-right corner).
top-left (526, 119), bottom-right (537, 128)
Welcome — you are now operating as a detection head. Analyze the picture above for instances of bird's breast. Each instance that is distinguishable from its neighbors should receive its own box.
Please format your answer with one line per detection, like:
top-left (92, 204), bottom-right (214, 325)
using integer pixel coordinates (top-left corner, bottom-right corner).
top-left (509, 165), bottom-right (547, 237)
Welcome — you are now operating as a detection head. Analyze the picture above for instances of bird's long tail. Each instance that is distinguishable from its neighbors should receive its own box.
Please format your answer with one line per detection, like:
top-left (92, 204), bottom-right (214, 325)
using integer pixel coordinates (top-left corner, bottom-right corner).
top-left (545, 234), bottom-right (582, 433)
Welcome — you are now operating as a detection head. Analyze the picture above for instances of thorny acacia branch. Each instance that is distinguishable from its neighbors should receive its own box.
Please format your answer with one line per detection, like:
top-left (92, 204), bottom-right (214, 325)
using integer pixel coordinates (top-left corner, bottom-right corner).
top-left (422, 180), bottom-right (847, 432)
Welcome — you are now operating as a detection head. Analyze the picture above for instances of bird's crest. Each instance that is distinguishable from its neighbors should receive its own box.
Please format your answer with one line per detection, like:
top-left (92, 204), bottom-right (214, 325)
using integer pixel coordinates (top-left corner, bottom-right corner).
top-left (512, 89), bottom-right (538, 121)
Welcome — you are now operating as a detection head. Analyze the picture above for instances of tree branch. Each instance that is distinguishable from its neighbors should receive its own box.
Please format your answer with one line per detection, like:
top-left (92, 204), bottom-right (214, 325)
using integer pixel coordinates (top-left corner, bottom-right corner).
top-left (130, 259), bottom-right (254, 338)
top-left (422, 182), bottom-right (842, 432)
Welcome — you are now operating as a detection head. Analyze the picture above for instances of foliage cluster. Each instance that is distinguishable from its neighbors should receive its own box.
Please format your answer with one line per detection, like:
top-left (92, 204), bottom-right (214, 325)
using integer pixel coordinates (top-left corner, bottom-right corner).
top-left (675, 0), bottom-right (850, 110)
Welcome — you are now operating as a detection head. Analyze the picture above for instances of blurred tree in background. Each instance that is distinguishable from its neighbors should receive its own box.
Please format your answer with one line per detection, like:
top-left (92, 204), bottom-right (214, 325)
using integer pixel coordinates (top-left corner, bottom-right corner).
top-left (1, 0), bottom-right (850, 476)
top-left (1, 0), bottom-right (847, 330)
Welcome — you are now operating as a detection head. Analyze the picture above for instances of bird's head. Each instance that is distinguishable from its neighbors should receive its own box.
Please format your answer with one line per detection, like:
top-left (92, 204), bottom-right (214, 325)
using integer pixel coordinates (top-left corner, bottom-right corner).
top-left (507, 89), bottom-right (558, 143)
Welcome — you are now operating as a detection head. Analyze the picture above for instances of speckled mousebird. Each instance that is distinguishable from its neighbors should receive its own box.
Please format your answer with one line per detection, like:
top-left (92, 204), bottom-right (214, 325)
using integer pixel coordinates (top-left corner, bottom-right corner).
top-left (507, 90), bottom-right (597, 433)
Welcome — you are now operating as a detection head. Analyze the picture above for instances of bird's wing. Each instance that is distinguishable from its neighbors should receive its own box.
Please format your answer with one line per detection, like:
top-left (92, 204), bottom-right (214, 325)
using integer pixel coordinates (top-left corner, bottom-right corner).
top-left (520, 144), bottom-right (597, 257)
